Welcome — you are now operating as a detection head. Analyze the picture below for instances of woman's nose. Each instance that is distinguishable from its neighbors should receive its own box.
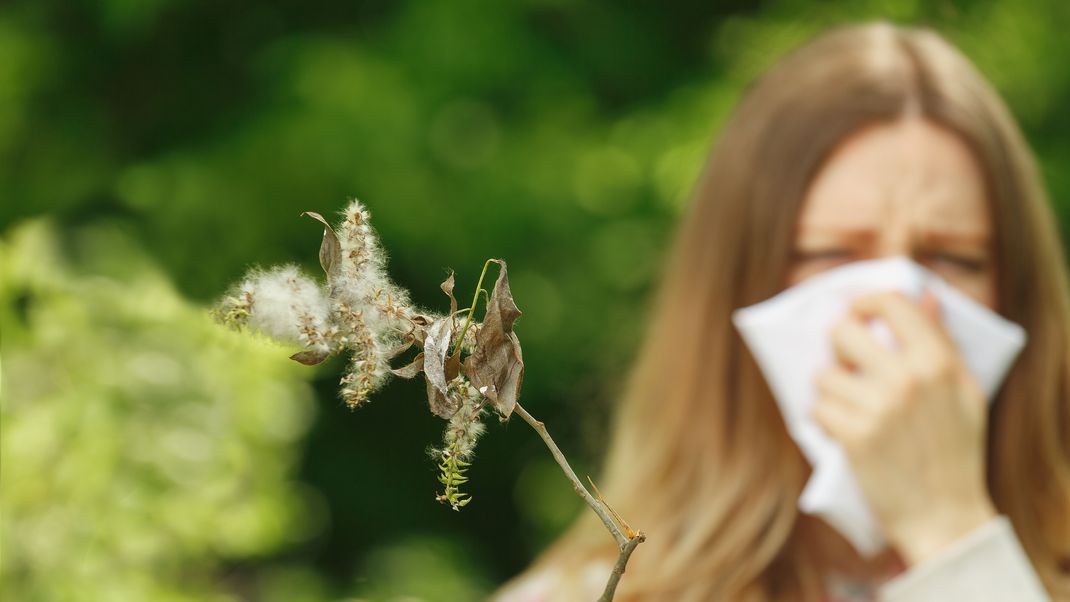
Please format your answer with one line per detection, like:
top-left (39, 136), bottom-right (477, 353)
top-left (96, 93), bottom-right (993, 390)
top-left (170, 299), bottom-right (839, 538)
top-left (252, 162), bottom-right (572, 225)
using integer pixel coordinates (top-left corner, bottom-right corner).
top-left (874, 221), bottom-right (917, 259)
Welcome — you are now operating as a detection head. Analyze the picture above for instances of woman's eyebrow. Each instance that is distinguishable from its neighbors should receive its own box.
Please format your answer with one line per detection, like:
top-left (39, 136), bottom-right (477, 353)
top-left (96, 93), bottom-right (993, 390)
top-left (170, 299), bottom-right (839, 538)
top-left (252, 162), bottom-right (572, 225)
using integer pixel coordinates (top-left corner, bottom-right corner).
top-left (798, 225), bottom-right (990, 245)
top-left (915, 229), bottom-right (991, 245)
top-left (796, 225), bottom-right (878, 241)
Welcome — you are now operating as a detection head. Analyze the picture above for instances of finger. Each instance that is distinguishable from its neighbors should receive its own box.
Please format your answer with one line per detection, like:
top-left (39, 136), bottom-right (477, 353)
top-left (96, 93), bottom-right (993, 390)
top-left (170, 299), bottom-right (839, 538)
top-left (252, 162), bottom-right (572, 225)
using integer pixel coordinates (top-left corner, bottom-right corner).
top-left (830, 313), bottom-right (900, 379)
top-left (852, 291), bottom-right (944, 356)
top-left (811, 394), bottom-right (859, 443)
top-left (814, 364), bottom-right (873, 409)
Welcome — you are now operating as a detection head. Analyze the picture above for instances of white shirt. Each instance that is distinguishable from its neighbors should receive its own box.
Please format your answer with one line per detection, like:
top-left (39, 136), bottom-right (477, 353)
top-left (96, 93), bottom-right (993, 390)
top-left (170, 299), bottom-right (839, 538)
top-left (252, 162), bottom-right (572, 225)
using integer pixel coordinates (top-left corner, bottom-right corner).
top-left (494, 515), bottom-right (1051, 602)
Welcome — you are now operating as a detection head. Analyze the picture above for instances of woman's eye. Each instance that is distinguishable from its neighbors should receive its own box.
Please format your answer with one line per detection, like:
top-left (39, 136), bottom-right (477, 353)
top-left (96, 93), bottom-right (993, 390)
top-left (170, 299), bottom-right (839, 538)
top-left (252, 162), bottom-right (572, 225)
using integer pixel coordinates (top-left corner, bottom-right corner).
top-left (794, 249), bottom-right (851, 262)
top-left (926, 252), bottom-right (986, 272)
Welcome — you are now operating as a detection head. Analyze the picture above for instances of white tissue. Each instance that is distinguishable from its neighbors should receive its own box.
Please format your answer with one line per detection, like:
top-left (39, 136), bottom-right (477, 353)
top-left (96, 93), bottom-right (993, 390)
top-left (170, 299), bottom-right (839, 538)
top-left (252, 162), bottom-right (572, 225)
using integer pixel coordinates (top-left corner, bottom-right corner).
top-left (730, 256), bottom-right (1026, 557)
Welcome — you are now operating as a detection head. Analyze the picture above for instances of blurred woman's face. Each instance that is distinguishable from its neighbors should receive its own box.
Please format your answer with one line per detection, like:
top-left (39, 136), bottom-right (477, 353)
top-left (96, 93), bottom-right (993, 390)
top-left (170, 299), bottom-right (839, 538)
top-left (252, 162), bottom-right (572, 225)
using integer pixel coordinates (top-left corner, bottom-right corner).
top-left (787, 118), bottom-right (996, 310)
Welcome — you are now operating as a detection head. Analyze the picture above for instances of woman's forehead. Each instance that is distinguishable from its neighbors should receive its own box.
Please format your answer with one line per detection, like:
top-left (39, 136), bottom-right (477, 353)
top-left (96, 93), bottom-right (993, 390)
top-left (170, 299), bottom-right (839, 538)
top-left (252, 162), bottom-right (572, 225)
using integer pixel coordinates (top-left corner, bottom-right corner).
top-left (797, 118), bottom-right (991, 238)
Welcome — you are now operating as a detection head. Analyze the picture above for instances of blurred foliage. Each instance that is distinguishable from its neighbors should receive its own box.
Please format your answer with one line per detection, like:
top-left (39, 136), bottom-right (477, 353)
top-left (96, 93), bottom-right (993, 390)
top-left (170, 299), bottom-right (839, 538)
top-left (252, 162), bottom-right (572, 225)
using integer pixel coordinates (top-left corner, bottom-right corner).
top-left (2, 0), bottom-right (1069, 600)
top-left (0, 220), bottom-right (321, 600)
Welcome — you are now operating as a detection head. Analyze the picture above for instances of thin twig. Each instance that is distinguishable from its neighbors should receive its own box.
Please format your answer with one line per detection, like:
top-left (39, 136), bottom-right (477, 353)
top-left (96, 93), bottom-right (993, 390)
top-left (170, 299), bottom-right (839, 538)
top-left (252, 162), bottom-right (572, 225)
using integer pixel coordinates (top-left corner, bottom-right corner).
top-left (512, 403), bottom-right (628, 547)
top-left (512, 402), bottom-right (645, 601)
top-left (598, 531), bottom-right (646, 602)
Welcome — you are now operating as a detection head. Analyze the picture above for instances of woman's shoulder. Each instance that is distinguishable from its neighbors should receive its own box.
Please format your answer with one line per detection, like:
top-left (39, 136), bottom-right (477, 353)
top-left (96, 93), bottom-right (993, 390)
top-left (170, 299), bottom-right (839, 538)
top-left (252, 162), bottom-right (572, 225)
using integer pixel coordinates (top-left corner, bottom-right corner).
top-left (492, 559), bottom-right (614, 602)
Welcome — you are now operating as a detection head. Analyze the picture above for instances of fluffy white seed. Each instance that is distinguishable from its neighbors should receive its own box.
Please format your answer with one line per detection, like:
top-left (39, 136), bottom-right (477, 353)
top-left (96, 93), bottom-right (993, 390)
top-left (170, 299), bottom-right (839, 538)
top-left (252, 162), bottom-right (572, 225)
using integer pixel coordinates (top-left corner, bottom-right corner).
top-left (239, 265), bottom-right (330, 351)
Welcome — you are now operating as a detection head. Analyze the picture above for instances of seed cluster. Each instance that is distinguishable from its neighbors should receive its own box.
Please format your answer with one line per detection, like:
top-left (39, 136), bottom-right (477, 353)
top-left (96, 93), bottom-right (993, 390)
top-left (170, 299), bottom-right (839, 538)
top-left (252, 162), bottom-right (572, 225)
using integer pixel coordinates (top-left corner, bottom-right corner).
top-left (213, 199), bottom-right (512, 510)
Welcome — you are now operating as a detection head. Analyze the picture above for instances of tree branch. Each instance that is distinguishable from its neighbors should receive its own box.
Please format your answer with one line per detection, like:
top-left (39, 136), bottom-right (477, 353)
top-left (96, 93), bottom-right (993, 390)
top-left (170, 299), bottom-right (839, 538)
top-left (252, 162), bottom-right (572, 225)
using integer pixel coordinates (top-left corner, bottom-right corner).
top-left (512, 402), bottom-right (645, 601)
top-left (598, 531), bottom-right (645, 602)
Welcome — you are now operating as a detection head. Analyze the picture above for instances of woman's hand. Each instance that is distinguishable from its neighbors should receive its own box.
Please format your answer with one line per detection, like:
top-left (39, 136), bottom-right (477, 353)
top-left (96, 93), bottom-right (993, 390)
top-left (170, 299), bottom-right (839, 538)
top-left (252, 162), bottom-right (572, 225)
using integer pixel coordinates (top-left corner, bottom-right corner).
top-left (811, 289), bottom-right (997, 567)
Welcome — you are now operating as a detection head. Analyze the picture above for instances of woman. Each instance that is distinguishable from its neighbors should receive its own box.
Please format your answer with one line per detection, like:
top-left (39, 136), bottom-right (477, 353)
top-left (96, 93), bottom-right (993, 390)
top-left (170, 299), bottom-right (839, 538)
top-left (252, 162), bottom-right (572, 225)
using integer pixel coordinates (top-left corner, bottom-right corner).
top-left (495, 21), bottom-right (1069, 601)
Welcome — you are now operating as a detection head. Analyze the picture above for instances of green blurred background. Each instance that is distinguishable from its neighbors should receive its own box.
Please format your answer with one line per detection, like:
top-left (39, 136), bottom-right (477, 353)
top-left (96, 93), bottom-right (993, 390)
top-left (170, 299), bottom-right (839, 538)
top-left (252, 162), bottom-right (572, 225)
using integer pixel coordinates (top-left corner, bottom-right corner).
top-left (2, 1), bottom-right (1069, 600)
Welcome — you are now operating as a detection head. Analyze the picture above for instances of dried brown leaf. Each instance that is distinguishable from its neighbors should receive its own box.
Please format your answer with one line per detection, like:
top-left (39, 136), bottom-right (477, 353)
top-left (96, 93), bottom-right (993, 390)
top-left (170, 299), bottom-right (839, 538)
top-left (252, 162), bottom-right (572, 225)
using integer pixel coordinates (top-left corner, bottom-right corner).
top-left (425, 378), bottom-right (460, 419)
top-left (495, 332), bottom-right (524, 415)
top-left (423, 317), bottom-right (460, 419)
top-left (445, 348), bottom-right (461, 382)
top-left (301, 211), bottom-right (342, 277)
top-left (290, 348), bottom-right (330, 365)
top-left (384, 339), bottom-right (414, 360)
top-left (408, 314), bottom-right (436, 346)
top-left (390, 352), bottom-right (425, 379)
top-left (461, 259), bottom-right (524, 418)
top-left (441, 271), bottom-right (458, 322)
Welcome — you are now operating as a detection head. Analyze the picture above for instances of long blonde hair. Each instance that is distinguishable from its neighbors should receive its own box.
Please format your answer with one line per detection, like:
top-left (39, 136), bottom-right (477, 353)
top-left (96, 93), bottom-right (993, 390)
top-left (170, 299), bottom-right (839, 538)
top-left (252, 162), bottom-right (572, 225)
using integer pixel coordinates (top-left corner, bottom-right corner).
top-left (501, 21), bottom-right (1070, 601)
